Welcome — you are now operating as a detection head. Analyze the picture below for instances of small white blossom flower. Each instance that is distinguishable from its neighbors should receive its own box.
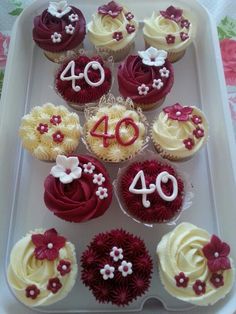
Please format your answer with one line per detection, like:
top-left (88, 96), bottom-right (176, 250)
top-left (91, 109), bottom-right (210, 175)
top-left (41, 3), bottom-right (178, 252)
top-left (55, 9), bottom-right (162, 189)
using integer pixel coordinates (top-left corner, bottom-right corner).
top-left (83, 162), bottom-right (95, 174)
top-left (50, 155), bottom-right (82, 184)
top-left (93, 173), bottom-right (105, 186)
top-left (48, 0), bottom-right (71, 18)
top-left (138, 47), bottom-right (167, 67)
top-left (51, 32), bottom-right (62, 43)
top-left (69, 13), bottom-right (79, 22)
top-left (65, 24), bottom-right (75, 35)
top-left (96, 187), bottom-right (108, 200)
top-left (118, 261), bottom-right (133, 277)
top-left (152, 79), bottom-right (164, 90)
top-left (110, 247), bottom-right (123, 262)
top-left (159, 67), bottom-right (170, 78)
top-left (100, 264), bottom-right (115, 280)
top-left (137, 84), bottom-right (149, 96)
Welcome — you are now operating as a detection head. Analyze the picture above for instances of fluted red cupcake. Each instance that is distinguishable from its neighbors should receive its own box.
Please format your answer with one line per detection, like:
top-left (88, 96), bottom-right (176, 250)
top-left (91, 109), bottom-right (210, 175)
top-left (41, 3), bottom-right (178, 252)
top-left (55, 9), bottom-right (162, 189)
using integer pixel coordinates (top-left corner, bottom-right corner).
top-left (118, 47), bottom-right (174, 110)
top-left (33, 0), bottom-right (86, 62)
top-left (118, 159), bottom-right (184, 223)
top-left (55, 55), bottom-right (112, 110)
top-left (81, 229), bottom-right (153, 306)
top-left (44, 154), bottom-right (112, 222)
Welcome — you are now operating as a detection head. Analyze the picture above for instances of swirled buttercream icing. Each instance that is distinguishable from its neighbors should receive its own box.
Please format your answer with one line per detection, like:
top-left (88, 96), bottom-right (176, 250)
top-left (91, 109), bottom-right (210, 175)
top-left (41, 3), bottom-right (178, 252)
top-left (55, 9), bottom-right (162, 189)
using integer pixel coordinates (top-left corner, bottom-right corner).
top-left (84, 95), bottom-right (148, 162)
top-left (87, 1), bottom-right (138, 51)
top-left (143, 6), bottom-right (194, 53)
top-left (157, 222), bottom-right (235, 305)
top-left (151, 104), bottom-right (208, 159)
top-left (19, 103), bottom-right (81, 161)
top-left (7, 228), bottom-right (77, 307)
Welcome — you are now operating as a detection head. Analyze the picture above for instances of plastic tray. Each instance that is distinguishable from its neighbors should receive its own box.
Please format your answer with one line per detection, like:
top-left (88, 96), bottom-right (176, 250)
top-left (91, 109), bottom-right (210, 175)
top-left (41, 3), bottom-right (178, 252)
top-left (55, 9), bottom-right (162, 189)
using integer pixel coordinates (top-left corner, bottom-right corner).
top-left (1, 0), bottom-right (236, 313)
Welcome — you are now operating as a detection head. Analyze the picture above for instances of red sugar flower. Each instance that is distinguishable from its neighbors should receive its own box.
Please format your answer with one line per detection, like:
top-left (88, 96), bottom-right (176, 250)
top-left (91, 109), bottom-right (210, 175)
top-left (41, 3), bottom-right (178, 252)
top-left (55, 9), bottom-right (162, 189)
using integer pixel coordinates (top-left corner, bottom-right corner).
top-left (37, 123), bottom-right (48, 134)
top-left (52, 130), bottom-right (64, 143)
top-left (126, 24), bottom-right (135, 34)
top-left (98, 1), bottom-right (123, 18)
top-left (113, 31), bottom-right (123, 41)
top-left (164, 103), bottom-right (193, 121)
top-left (202, 235), bottom-right (231, 272)
top-left (166, 34), bottom-right (175, 44)
top-left (160, 6), bottom-right (183, 23)
top-left (31, 228), bottom-right (66, 261)
top-left (180, 32), bottom-right (189, 42)
top-left (175, 272), bottom-right (189, 288)
top-left (183, 138), bottom-right (194, 150)
top-left (47, 277), bottom-right (62, 294)
top-left (50, 115), bottom-right (62, 125)
top-left (181, 19), bottom-right (190, 29)
top-left (25, 285), bottom-right (40, 299)
top-left (57, 259), bottom-right (71, 276)
top-left (125, 12), bottom-right (134, 21)
top-left (193, 127), bottom-right (204, 139)
top-left (191, 115), bottom-right (202, 125)
top-left (193, 280), bottom-right (206, 295)
top-left (210, 273), bottom-right (224, 288)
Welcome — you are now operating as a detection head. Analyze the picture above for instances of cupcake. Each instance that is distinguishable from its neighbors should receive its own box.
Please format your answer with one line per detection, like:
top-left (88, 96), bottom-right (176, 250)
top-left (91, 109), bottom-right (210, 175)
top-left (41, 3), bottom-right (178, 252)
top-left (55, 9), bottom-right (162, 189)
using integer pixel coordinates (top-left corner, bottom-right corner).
top-left (7, 228), bottom-right (77, 307)
top-left (151, 103), bottom-right (208, 161)
top-left (33, 0), bottom-right (86, 63)
top-left (55, 54), bottom-right (112, 110)
top-left (44, 154), bottom-right (113, 222)
top-left (118, 47), bottom-right (174, 110)
top-left (157, 222), bottom-right (235, 306)
top-left (81, 229), bottom-right (153, 306)
top-left (19, 103), bottom-right (81, 161)
top-left (83, 94), bottom-right (148, 163)
top-left (117, 157), bottom-right (185, 224)
top-left (87, 1), bottom-right (138, 62)
top-left (143, 6), bottom-right (195, 62)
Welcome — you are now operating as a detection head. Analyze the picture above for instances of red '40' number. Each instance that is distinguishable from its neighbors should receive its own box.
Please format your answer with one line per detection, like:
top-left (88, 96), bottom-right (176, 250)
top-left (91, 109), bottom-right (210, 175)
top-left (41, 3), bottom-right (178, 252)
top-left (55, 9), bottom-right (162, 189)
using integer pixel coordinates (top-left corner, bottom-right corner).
top-left (90, 115), bottom-right (139, 147)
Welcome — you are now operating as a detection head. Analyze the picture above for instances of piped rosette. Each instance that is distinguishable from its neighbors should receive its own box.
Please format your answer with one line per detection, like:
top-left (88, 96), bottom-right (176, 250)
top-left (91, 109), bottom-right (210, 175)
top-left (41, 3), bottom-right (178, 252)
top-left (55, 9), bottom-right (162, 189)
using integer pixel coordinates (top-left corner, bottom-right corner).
top-left (156, 222), bottom-right (235, 306)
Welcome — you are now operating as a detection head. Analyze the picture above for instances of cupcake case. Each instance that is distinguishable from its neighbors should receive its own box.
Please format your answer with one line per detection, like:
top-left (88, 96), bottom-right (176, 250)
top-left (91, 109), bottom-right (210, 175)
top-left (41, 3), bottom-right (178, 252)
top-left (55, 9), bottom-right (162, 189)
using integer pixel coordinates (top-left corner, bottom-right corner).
top-left (1, 0), bottom-right (236, 313)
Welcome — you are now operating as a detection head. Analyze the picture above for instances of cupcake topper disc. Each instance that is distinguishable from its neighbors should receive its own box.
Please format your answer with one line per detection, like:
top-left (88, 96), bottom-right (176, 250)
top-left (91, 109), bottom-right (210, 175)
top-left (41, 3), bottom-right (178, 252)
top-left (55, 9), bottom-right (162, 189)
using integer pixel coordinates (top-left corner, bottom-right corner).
top-left (48, 1), bottom-right (71, 18)
top-left (138, 47), bottom-right (167, 67)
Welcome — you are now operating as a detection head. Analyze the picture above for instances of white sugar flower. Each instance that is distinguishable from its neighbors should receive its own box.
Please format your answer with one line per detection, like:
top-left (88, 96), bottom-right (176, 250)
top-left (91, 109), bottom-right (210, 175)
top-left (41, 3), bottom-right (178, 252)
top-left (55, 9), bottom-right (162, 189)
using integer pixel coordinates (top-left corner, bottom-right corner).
top-left (83, 162), bottom-right (95, 174)
top-left (118, 261), bottom-right (133, 277)
top-left (152, 79), bottom-right (164, 90)
top-left (96, 187), bottom-right (108, 200)
top-left (50, 155), bottom-right (82, 184)
top-left (93, 173), bottom-right (105, 186)
top-left (51, 32), bottom-right (62, 43)
top-left (100, 264), bottom-right (115, 280)
top-left (138, 47), bottom-right (167, 67)
top-left (159, 67), bottom-right (170, 78)
top-left (110, 247), bottom-right (123, 262)
top-left (137, 84), bottom-right (149, 96)
top-left (48, 0), bottom-right (71, 18)
top-left (65, 24), bottom-right (75, 35)
top-left (69, 13), bottom-right (79, 22)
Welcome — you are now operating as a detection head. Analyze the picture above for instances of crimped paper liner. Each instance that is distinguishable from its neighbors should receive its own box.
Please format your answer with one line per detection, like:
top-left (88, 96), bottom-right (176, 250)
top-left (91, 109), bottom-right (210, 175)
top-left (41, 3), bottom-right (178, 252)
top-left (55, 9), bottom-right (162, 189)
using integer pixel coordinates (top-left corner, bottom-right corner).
top-left (95, 41), bottom-right (135, 63)
top-left (82, 94), bottom-right (150, 163)
top-left (113, 150), bottom-right (194, 227)
top-left (53, 50), bottom-right (114, 110)
top-left (133, 97), bottom-right (166, 111)
top-left (43, 42), bottom-right (84, 64)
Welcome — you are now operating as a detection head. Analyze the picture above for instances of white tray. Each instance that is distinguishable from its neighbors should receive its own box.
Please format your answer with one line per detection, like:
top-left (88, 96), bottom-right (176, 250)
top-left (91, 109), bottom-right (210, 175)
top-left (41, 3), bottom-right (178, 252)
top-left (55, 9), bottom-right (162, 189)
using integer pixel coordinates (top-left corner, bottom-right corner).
top-left (1, 0), bottom-right (236, 313)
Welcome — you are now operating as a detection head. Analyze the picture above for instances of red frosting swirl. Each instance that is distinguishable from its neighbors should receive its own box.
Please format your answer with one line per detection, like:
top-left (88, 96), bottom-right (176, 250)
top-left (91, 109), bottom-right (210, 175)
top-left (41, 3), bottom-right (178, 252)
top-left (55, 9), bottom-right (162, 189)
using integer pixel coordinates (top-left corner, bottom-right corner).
top-left (118, 55), bottom-right (174, 105)
top-left (44, 155), bottom-right (112, 222)
top-left (33, 6), bottom-right (86, 52)
top-left (120, 160), bottom-right (184, 223)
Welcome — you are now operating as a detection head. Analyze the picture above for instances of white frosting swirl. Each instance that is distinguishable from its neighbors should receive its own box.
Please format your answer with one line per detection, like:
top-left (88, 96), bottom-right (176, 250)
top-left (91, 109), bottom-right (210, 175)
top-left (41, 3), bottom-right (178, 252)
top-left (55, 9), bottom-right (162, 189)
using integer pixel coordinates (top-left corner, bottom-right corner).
top-left (143, 12), bottom-right (194, 52)
top-left (87, 8), bottom-right (138, 51)
top-left (151, 106), bottom-right (208, 159)
top-left (157, 223), bottom-right (234, 306)
top-left (7, 229), bottom-right (77, 307)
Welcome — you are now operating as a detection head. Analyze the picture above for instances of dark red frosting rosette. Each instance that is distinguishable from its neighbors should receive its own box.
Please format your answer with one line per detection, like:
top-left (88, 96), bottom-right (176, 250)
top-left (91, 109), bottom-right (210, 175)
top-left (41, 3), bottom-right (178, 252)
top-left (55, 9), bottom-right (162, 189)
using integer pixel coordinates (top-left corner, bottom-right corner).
top-left (33, 6), bottom-right (86, 52)
top-left (55, 55), bottom-right (112, 104)
top-left (44, 155), bottom-right (112, 222)
top-left (81, 229), bottom-right (153, 306)
top-left (119, 160), bottom-right (184, 223)
top-left (118, 55), bottom-right (174, 105)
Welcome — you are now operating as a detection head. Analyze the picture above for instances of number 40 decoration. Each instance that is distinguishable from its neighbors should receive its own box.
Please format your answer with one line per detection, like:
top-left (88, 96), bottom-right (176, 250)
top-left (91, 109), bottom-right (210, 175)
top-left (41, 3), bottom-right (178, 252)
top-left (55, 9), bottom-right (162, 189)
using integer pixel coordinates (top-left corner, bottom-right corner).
top-left (129, 170), bottom-right (178, 208)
